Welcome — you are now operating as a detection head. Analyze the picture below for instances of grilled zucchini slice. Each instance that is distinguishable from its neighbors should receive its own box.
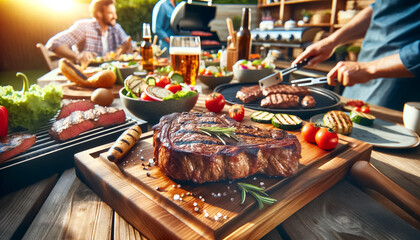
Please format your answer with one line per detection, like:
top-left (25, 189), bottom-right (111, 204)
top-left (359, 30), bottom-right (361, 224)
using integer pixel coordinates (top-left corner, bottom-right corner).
top-left (251, 111), bottom-right (274, 123)
top-left (323, 110), bottom-right (353, 135)
top-left (350, 110), bottom-right (376, 126)
top-left (271, 114), bottom-right (302, 130)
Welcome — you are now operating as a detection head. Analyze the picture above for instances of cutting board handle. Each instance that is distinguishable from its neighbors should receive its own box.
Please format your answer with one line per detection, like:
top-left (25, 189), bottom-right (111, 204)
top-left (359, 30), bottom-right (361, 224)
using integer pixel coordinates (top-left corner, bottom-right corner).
top-left (350, 161), bottom-right (420, 222)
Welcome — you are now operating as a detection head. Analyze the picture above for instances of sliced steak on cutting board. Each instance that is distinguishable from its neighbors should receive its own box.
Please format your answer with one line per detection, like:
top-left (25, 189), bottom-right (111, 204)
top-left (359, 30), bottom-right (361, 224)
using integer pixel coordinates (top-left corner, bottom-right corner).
top-left (152, 112), bottom-right (301, 183)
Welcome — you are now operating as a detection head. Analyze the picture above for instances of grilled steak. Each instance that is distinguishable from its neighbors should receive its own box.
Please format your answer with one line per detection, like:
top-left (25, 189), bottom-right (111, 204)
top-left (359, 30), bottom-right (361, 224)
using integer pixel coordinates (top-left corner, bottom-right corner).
top-left (0, 134), bottom-right (36, 163)
top-left (262, 84), bottom-right (310, 97)
top-left (261, 94), bottom-right (299, 108)
top-left (301, 95), bottom-right (316, 108)
top-left (57, 99), bottom-right (95, 120)
top-left (153, 112), bottom-right (301, 183)
top-left (50, 106), bottom-right (126, 141)
top-left (236, 85), bottom-right (262, 103)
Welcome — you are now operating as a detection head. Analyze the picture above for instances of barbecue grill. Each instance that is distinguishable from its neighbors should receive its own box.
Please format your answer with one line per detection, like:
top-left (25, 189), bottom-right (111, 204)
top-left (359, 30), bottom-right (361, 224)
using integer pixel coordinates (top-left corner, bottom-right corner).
top-left (0, 118), bottom-right (147, 194)
top-left (171, 0), bottom-right (223, 50)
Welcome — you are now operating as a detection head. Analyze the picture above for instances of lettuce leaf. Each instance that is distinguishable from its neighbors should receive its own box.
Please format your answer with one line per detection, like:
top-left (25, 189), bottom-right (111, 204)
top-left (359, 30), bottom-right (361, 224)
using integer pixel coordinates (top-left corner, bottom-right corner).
top-left (162, 91), bottom-right (197, 100)
top-left (0, 84), bottom-right (62, 130)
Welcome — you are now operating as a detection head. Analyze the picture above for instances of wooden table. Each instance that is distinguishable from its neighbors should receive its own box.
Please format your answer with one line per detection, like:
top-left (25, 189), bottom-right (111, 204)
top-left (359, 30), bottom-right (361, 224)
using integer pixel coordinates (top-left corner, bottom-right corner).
top-left (1, 80), bottom-right (420, 239)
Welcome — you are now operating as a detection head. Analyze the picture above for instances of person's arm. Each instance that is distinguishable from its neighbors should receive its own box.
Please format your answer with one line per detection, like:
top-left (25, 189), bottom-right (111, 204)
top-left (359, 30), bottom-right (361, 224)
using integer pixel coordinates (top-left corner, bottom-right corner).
top-left (53, 45), bottom-right (96, 64)
top-left (292, 6), bottom-right (373, 66)
top-left (327, 53), bottom-right (415, 86)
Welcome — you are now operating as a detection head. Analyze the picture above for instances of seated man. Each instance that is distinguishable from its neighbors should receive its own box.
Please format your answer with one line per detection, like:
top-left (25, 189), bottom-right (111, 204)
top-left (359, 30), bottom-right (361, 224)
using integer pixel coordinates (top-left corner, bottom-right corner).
top-left (46, 0), bottom-right (133, 67)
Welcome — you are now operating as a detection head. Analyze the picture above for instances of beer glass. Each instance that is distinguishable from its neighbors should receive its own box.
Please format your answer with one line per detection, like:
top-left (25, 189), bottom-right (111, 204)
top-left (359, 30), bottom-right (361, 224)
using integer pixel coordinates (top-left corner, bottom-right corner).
top-left (170, 36), bottom-right (201, 86)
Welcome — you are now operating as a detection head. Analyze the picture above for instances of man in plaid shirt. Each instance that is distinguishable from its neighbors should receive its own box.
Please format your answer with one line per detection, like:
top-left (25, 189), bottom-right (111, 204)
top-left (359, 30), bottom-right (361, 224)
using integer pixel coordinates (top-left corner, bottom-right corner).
top-left (46, 0), bottom-right (133, 66)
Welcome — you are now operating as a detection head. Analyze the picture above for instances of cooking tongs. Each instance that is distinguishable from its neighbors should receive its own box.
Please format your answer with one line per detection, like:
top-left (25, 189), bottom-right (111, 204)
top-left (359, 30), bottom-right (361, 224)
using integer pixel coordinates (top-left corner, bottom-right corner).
top-left (290, 76), bottom-right (327, 86)
top-left (259, 57), bottom-right (312, 89)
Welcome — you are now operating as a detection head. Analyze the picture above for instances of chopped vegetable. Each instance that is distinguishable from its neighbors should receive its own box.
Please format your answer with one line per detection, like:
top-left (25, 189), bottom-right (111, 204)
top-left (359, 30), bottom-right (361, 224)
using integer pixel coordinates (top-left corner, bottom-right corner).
top-left (162, 90), bottom-right (197, 100)
top-left (168, 71), bottom-right (184, 83)
top-left (271, 114), bottom-right (302, 130)
top-left (229, 104), bottom-right (245, 122)
top-left (144, 86), bottom-right (173, 101)
top-left (250, 111), bottom-right (274, 123)
top-left (350, 110), bottom-right (376, 126)
top-left (0, 72), bottom-right (62, 130)
top-left (0, 106), bottom-right (8, 137)
top-left (323, 110), bottom-right (353, 135)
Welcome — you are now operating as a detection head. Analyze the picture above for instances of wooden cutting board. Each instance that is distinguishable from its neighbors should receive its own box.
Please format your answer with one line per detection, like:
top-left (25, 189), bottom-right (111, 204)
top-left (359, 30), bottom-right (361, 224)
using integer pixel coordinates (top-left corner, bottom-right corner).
top-left (62, 83), bottom-right (123, 99)
top-left (75, 124), bottom-right (372, 239)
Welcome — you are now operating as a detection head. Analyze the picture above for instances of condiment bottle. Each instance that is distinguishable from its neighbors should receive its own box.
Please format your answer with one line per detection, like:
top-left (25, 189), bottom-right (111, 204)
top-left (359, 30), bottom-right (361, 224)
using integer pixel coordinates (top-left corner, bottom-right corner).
top-left (141, 23), bottom-right (154, 72)
top-left (236, 8), bottom-right (251, 60)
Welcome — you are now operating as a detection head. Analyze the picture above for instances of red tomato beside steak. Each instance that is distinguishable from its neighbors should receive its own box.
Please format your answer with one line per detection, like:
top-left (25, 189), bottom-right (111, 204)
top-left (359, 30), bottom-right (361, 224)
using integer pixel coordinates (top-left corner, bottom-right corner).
top-left (228, 104), bottom-right (245, 122)
top-left (315, 128), bottom-right (339, 150)
top-left (205, 92), bottom-right (225, 113)
top-left (301, 122), bottom-right (320, 143)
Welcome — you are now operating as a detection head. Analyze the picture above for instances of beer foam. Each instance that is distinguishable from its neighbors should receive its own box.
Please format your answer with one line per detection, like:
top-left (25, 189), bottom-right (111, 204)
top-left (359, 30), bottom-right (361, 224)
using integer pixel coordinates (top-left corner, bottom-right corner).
top-left (170, 47), bottom-right (201, 55)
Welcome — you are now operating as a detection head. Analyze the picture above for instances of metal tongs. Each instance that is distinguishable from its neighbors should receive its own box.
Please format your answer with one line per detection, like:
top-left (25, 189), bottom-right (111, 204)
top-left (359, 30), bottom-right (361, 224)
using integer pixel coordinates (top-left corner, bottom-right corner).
top-left (259, 57), bottom-right (312, 89)
top-left (290, 76), bottom-right (327, 86)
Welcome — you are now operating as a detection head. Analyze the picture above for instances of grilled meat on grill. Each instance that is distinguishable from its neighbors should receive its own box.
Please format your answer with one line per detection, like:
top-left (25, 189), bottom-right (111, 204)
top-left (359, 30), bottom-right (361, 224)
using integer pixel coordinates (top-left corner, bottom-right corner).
top-left (153, 112), bottom-right (301, 183)
top-left (262, 84), bottom-right (310, 97)
top-left (236, 85), bottom-right (262, 103)
top-left (301, 95), bottom-right (316, 108)
top-left (261, 94), bottom-right (300, 108)
top-left (0, 134), bottom-right (36, 163)
top-left (50, 106), bottom-right (126, 141)
top-left (56, 99), bottom-right (95, 120)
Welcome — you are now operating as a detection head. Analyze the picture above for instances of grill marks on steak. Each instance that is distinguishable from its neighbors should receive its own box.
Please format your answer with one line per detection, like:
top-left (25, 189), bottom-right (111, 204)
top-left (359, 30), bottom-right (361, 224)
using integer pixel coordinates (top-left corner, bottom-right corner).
top-left (0, 134), bottom-right (36, 163)
top-left (236, 85), bottom-right (262, 103)
top-left (261, 94), bottom-right (300, 108)
top-left (262, 85), bottom-right (310, 97)
top-left (153, 112), bottom-right (301, 183)
top-left (56, 99), bottom-right (95, 120)
top-left (50, 106), bottom-right (125, 141)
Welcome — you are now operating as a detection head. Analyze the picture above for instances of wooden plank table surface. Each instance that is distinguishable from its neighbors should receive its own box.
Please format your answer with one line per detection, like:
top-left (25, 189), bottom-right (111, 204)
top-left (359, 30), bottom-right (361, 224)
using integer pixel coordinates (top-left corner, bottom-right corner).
top-left (1, 73), bottom-right (420, 239)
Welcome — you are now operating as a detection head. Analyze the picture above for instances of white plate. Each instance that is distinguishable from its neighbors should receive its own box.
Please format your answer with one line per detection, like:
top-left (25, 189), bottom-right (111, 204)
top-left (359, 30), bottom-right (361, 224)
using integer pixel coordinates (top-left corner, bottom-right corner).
top-left (310, 113), bottom-right (420, 149)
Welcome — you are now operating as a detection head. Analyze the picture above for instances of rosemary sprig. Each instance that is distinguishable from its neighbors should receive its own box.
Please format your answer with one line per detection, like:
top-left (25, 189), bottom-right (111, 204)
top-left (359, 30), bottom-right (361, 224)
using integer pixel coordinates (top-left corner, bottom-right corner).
top-left (200, 126), bottom-right (239, 145)
top-left (237, 182), bottom-right (277, 209)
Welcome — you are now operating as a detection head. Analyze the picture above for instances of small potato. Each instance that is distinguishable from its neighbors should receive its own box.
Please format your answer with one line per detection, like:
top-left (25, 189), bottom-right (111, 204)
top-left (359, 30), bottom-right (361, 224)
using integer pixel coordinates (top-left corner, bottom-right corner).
top-left (91, 88), bottom-right (114, 106)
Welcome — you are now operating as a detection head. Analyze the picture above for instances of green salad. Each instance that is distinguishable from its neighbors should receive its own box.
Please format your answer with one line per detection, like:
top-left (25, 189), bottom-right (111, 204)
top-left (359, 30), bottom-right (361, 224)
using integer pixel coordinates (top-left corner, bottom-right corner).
top-left (0, 73), bottom-right (62, 130)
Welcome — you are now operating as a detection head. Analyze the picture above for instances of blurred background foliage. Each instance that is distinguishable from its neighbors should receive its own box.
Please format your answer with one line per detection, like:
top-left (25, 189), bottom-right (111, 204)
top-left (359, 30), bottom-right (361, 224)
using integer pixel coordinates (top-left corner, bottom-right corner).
top-left (116, 0), bottom-right (257, 41)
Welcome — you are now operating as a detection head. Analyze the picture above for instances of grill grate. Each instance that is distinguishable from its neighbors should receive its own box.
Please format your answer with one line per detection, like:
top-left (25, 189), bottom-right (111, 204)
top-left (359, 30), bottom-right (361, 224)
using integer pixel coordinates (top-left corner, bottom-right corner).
top-left (0, 118), bottom-right (146, 194)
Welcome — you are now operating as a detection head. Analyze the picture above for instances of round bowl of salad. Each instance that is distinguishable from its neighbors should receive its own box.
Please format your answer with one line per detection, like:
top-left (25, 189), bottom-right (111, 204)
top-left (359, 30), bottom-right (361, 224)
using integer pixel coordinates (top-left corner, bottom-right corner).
top-left (198, 66), bottom-right (233, 89)
top-left (101, 61), bottom-right (139, 81)
top-left (120, 74), bottom-right (199, 124)
top-left (233, 59), bottom-right (274, 83)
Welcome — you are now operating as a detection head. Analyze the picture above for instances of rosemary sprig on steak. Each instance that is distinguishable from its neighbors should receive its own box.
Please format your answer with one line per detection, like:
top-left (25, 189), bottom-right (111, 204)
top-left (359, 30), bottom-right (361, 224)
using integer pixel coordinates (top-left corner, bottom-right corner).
top-left (238, 182), bottom-right (277, 209)
top-left (200, 126), bottom-right (239, 145)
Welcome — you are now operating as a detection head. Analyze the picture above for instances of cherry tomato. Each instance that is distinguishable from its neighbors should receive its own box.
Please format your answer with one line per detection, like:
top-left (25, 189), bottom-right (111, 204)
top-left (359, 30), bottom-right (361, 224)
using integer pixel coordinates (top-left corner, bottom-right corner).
top-left (141, 92), bottom-right (154, 101)
top-left (315, 128), bottom-right (339, 150)
top-left (165, 84), bottom-right (182, 93)
top-left (229, 104), bottom-right (245, 122)
top-left (199, 68), bottom-right (206, 75)
top-left (205, 92), bottom-right (225, 113)
top-left (204, 70), bottom-right (213, 76)
top-left (353, 107), bottom-right (361, 112)
top-left (361, 105), bottom-right (370, 113)
top-left (301, 122), bottom-right (320, 143)
top-left (155, 76), bottom-right (170, 88)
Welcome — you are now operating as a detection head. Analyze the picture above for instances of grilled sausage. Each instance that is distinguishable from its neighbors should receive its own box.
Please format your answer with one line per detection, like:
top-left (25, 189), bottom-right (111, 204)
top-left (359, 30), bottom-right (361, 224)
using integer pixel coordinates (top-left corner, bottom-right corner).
top-left (301, 95), bottom-right (316, 108)
top-left (107, 125), bottom-right (142, 162)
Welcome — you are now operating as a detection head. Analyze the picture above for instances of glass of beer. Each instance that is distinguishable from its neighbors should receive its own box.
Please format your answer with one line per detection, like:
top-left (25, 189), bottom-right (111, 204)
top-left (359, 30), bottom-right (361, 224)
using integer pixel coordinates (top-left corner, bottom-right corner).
top-left (170, 36), bottom-right (201, 86)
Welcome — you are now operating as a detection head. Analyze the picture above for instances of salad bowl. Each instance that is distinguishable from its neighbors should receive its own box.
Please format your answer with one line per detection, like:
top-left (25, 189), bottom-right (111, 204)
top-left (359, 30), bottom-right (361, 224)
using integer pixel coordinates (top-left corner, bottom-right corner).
top-left (119, 88), bottom-right (199, 124)
top-left (233, 60), bottom-right (274, 83)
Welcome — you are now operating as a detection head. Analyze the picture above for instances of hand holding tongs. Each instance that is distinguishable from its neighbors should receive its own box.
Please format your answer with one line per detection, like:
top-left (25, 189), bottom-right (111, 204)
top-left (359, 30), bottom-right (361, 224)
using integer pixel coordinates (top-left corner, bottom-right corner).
top-left (259, 57), bottom-right (313, 89)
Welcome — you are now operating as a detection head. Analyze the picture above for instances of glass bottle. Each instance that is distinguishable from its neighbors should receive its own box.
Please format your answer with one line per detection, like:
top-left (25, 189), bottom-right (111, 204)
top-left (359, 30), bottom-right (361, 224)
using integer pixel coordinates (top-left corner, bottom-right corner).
top-left (236, 8), bottom-right (251, 60)
top-left (141, 23), bottom-right (154, 72)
